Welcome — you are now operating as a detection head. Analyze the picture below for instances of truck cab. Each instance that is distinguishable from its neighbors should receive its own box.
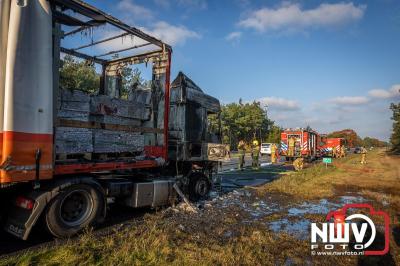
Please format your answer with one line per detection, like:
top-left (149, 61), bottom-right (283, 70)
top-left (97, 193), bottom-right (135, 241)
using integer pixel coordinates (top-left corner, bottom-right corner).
top-left (168, 72), bottom-right (228, 200)
top-left (169, 72), bottom-right (227, 162)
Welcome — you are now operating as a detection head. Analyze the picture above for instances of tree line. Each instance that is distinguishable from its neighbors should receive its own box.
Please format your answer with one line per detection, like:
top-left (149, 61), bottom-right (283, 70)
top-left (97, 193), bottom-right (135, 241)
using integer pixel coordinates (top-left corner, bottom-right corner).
top-left (219, 100), bottom-right (281, 149)
top-left (327, 129), bottom-right (388, 148)
top-left (390, 102), bottom-right (400, 154)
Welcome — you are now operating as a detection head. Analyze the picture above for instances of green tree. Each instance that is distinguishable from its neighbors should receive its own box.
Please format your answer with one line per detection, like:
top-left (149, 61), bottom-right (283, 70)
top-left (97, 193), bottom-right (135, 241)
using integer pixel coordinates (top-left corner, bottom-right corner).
top-left (220, 101), bottom-right (273, 149)
top-left (120, 67), bottom-right (145, 99)
top-left (265, 124), bottom-right (282, 144)
top-left (60, 55), bottom-right (147, 99)
top-left (60, 55), bottom-right (100, 93)
top-left (362, 137), bottom-right (388, 148)
top-left (390, 102), bottom-right (400, 153)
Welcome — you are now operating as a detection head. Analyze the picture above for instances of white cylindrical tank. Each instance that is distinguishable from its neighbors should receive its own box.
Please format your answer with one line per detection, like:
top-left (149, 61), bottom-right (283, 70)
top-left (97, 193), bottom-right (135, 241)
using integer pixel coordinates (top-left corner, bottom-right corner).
top-left (0, 0), bottom-right (11, 161)
top-left (2, 0), bottom-right (53, 183)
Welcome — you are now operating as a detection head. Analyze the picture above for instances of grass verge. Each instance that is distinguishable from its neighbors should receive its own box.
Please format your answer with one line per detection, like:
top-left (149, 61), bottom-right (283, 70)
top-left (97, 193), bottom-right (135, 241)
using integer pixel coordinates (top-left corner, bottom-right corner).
top-left (2, 149), bottom-right (399, 266)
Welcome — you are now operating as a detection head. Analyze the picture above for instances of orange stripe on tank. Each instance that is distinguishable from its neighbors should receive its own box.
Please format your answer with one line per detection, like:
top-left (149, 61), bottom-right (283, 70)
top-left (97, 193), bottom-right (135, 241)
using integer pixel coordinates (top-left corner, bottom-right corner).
top-left (0, 132), bottom-right (3, 157)
top-left (1, 131), bottom-right (53, 184)
top-left (2, 131), bottom-right (53, 142)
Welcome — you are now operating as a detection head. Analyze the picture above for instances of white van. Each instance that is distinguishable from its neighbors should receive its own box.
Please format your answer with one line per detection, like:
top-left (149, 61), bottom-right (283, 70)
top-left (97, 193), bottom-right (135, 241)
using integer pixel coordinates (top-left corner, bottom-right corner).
top-left (260, 143), bottom-right (272, 155)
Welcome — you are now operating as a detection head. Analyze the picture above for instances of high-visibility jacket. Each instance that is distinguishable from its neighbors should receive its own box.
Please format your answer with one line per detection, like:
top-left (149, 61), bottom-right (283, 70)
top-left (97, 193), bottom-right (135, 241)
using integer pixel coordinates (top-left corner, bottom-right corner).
top-left (271, 144), bottom-right (276, 154)
top-left (288, 138), bottom-right (295, 147)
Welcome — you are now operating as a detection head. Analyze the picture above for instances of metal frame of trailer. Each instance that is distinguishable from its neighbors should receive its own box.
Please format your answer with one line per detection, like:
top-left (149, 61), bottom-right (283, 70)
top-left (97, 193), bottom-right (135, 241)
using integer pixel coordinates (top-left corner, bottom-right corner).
top-left (0, 0), bottom-right (224, 241)
top-left (51, 0), bottom-right (173, 174)
top-left (0, 0), bottom-right (175, 240)
top-left (0, 0), bottom-right (173, 186)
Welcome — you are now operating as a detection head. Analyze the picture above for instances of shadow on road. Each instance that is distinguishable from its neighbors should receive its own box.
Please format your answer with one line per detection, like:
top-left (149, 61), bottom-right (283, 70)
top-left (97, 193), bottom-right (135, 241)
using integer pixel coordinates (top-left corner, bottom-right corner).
top-left (219, 164), bottom-right (291, 192)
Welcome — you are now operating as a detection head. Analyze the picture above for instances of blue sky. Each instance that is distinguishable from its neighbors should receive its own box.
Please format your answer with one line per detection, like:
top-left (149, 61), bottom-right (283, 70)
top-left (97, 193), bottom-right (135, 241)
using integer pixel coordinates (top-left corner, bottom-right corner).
top-left (79, 0), bottom-right (400, 140)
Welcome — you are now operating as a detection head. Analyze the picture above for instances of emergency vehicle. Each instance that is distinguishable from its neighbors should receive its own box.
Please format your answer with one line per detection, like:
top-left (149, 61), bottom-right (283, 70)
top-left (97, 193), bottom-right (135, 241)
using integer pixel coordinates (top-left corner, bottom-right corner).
top-left (319, 137), bottom-right (346, 158)
top-left (280, 128), bottom-right (320, 160)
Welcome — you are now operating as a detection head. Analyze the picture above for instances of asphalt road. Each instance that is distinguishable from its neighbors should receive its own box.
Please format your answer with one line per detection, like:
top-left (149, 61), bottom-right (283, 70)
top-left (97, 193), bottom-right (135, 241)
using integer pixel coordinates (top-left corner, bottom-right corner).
top-left (0, 156), bottom-right (289, 257)
top-left (218, 155), bottom-right (289, 192)
top-left (218, 154), bottom-right (271, 172)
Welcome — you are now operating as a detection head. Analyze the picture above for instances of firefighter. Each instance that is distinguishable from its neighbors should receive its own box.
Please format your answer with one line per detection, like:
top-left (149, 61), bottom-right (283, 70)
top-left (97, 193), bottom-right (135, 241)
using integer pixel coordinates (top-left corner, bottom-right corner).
top-left (293, 157), bottom-right (304, 171)
top-left (360, 146), bottom-right (367, 164)
top-left (237, 140), bottom-right (246, 170)
top-left (270, 143), bottom-right (277, 164)
top-left (332, 148), bottom-right (337, 158)
top-left (251, 140), bottom-right (260, 170)
top-left (288, 137), bottom-right (295, 157)
top-left (340, 146), bottom-right (346, 158)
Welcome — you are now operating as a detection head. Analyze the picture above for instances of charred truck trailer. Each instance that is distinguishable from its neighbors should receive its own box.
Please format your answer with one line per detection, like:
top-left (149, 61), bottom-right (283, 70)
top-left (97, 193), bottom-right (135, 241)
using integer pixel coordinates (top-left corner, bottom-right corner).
top-left (0, 0), bottom-right (226, 240)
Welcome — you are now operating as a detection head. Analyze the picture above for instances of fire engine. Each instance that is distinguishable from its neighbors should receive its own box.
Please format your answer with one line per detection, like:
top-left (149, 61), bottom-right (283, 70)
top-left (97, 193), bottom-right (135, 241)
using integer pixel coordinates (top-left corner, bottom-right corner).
top-left (280, 128), bottom-right (320, 160)
top-left (319, 137), bottom-right (346, 158)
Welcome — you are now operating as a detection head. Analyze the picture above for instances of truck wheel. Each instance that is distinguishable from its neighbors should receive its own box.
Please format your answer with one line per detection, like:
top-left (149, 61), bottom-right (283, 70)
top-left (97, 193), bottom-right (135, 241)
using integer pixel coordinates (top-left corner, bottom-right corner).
top-left (45, 184), bottom-right (104, 238)
top-left (188, 174), bottom-right (210, 201)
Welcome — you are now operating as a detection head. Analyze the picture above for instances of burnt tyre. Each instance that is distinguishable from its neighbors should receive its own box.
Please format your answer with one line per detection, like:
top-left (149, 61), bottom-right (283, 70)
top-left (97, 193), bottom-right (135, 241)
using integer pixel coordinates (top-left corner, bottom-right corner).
top-left (45, 184), bottom-right (104, 238)
top-left (188, 173), bottom-right (211, 201)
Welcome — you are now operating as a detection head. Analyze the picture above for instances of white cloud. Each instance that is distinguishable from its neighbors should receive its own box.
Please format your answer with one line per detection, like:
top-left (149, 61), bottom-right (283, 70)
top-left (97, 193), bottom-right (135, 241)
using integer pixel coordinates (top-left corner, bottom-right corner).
top-left (117, 0), bottom-right (153, 21)
top-left (368, 84), bottom-right (400, 99)
top-left (177, 0), bottom-right (207, 10)
top-left (328, 96), bottom-right (369, 105)
top-left (153, 0), bottom-right (207, 10)
top-left (225, 31), bottom-right (242, 42)
top-left (238, 2), bottom-right (366, 33)
top-left (247, 93), bottom-right (391, 140)
top-left (106, 1), bottom-right (201, 49)
top-left (141, 21), bottom-right (201, 46)
top-left (235, 0), bottom-right (250, 8)
top-left (257, 97), bottom-right (300, 111)
top-left (154, 0), bottom-right (170, 8)
top-left (96, 29), bottom-right (151, 53)
top-left (95, 21), bottom-right (200, 53)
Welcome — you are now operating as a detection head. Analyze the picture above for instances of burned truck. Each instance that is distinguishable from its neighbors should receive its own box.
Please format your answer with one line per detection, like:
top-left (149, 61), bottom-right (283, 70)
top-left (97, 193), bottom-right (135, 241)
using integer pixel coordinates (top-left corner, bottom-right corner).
top-left (168, 72), bottom-right (228, 200)
top-left (0, 0), bottom-right (225, 240)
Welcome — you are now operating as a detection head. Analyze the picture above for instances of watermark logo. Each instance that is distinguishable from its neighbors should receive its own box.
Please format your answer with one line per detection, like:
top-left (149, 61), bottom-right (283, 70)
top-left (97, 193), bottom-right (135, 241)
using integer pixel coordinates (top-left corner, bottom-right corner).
top-left (310, 203), bottom-right (390, 256)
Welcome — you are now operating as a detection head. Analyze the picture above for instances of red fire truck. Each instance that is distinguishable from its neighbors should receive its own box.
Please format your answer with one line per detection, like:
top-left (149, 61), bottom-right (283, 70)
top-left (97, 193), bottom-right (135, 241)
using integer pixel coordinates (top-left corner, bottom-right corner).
top-left (319, 137), bottom-right (346, 158)
top-left (280, 128), bottom-right (320, 160)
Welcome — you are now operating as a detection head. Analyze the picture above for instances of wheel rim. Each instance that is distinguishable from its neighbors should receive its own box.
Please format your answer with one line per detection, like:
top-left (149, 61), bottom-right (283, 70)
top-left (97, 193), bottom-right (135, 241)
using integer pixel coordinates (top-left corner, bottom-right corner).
top-left (195, 179), bottom-right (209, 197)
top-left (59, 190), bottom-right (94, 227)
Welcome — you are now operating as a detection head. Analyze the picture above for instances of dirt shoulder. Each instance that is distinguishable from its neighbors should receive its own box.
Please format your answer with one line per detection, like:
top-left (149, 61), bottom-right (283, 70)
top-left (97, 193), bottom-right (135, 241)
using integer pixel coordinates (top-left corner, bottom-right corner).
top-left (2, 150), bottom-right (399, 266)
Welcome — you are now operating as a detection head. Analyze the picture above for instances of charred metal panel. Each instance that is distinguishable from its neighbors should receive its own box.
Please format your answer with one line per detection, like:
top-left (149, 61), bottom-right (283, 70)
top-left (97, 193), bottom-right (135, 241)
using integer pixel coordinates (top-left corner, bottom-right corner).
top-left (168, 72), bottom-right (222, 162)
top-left (90, 95), bottom-right (150, 120)
top-left (206, 143), bottom-right (230, 161)
top-left (170, 72), bottom-right (220, 114)
top-left (186, 88), bottom-right (219, 114)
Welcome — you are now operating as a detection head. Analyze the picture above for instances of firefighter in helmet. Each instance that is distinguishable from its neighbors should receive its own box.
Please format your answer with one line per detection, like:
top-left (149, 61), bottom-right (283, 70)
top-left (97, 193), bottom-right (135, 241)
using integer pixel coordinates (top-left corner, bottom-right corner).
top-left (340, 145), bottom-right (346, 158)
top-left (288, 137), bottom-right (295, 157)
top-left (360, 146), bottom-right (367, 164)
top-left (237, 140), bottom-right (246, 170)
top-left (251, 139), bottom-right (260, 170)
top-left (332, 148), bottom-right (338, 158)
top-left (293, 157), bottom-right (304, 171)
top-left (271, 143), bottom-right (277, 164)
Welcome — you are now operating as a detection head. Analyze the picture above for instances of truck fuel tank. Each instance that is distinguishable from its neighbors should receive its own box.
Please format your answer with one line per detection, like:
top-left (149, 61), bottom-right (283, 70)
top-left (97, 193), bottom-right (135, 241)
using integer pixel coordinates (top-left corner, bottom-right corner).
top-left (124, 180), bottom-right (175, 208)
